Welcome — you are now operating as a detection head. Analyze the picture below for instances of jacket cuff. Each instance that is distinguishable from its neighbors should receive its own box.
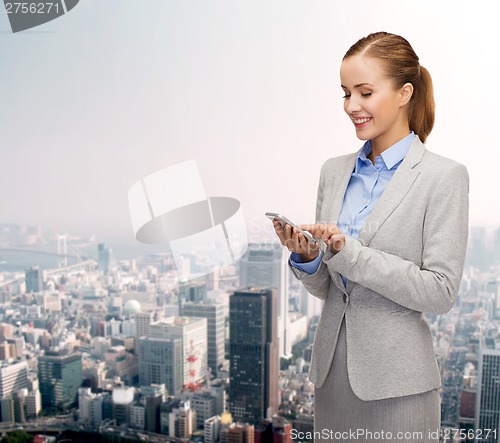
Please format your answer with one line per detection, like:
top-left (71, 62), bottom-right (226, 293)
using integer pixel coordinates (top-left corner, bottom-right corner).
top-left (322, 235), bottom-right (362, 276)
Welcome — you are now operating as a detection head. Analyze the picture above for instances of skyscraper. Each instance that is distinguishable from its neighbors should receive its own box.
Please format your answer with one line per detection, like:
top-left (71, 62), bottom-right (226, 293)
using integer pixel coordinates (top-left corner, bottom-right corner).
top-left (25, 266), bottom-right (44, 293)
top-left (136, 309), bottom-right (163, 339)
top-left (178, 278), bottom-right (207, 313)
top-left (182, 301), bottom-right (225, 375)
top-left (149, 316), bottom-right (208, 390)
top-left (0, 361), bottom-right (29, 398)
top-left (138, 337), bottom-right (182, 395)
top-left (238, 243), bottom-right (290, 358)
top-left (98, 243), bottom-right (109, 274)
top-left (475, 336), bottom-right (500, 443)
top-left (142, 384), bottom-right (165, 433)
top-left (38, 351), bottom-right (83, 411)
top-left (229, 287), bottom-right (279, 424)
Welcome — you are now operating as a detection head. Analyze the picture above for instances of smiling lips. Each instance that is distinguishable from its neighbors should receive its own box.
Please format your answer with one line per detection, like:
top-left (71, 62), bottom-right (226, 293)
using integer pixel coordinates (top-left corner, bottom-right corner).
top-left (352, 117), bottom-right (372, 127)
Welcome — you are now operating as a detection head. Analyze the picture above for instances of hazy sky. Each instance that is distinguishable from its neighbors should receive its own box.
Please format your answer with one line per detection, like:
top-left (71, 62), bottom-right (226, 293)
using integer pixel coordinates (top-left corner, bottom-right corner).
top-left (1, 0), bottom-right (498, 251)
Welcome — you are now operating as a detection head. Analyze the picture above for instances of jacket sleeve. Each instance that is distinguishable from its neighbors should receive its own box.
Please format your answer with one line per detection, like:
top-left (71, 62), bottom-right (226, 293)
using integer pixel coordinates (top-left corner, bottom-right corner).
top-left (288, 160), bottom-right (332, 301)
top-left (324, 163), bottom-right (469, 315)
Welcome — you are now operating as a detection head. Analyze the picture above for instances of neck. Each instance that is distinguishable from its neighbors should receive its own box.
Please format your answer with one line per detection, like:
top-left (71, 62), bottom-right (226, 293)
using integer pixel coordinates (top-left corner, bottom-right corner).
top-left (368, 125), bottom-right (411, 163)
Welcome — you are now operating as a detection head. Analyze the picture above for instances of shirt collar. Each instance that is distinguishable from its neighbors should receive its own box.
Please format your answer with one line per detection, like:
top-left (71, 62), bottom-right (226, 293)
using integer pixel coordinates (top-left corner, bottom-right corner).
top-left (355, 131), bottom-right (416, 173)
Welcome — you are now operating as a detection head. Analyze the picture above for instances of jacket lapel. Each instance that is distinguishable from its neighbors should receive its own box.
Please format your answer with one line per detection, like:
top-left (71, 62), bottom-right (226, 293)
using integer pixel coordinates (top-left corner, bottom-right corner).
top-left (356, 136), bottom-right (425, 247)
top-left (326, 136), bottom-right (426, 294)
top-left (321, 155), bottom-right (357, 225)
top-left (322, 154), bottom-right (356, 293)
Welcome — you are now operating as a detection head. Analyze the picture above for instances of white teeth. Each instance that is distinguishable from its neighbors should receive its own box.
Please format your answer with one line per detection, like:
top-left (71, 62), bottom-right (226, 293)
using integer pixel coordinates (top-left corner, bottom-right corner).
top-left (353, 118), bottom-right (371, 124)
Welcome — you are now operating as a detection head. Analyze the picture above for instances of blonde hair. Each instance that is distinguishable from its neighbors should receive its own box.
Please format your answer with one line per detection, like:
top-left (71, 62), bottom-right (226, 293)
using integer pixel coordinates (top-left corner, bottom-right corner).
top-left (343, 32), bottom-right (435, 143)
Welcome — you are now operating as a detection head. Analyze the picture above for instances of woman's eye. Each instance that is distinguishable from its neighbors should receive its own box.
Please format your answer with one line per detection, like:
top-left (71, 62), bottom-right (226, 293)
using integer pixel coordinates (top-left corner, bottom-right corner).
top-left (361, 93), bottom-right (372, 97)
top-left (343, 94), bottom-right (351, 99)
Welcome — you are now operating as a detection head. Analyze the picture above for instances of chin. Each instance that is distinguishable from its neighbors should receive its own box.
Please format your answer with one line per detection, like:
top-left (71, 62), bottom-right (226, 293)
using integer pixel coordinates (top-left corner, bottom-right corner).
top-left (355, 133), bottom-right (370, 141)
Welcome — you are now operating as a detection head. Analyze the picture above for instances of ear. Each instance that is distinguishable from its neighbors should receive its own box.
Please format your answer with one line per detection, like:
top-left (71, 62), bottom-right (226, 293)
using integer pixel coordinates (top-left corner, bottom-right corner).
top-left (399, 82), bottom-right (414, 107)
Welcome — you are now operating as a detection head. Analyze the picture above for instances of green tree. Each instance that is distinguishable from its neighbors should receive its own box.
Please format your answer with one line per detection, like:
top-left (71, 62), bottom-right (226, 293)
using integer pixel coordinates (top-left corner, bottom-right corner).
top-left (1, 430), bottom-right (34, 443)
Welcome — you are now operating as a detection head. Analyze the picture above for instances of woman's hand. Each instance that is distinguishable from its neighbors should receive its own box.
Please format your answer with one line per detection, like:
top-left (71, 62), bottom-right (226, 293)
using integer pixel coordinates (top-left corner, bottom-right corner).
top-left (300, 223), bottom-right (346, 254)
top-left (272, 220), bottom-right (321, 262)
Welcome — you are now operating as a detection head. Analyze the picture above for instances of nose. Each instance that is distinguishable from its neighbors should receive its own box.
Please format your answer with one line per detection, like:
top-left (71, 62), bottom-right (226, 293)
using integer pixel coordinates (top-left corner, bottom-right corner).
top-left (344, 96), bottom-right (362, 115)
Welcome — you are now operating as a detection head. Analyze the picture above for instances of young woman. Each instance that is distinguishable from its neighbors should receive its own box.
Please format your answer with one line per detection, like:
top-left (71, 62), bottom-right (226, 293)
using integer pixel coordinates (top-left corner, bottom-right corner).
top-left (273, 32), bottom-right (469, 442)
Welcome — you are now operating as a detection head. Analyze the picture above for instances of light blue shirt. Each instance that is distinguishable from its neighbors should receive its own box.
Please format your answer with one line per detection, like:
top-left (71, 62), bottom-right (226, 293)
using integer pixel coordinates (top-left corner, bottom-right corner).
top-left (290, 132), bottom-right (416, 286)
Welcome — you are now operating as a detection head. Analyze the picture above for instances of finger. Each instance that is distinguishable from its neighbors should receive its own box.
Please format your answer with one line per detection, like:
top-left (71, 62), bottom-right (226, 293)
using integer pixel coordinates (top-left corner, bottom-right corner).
top-left (331, 225), bottom-right (341, 234)
top-left (272, 220), bottom-right (287, 245)
top-left (300, 224), bottom-right (314, 231)
top-left (291, 227), bottom-right (302, 251)
top-left (301, 234), bottom-right (319, 256)
top-left (296, 232), bottom-right (310, 255)
top-left (276, 221), bottom-right (296, 250)
top-left (272, 220), bottom-right (281, 231)
top-left (283, 224), bottom-right (296, 251)
top-left (294, 228), bottom-right (311, 254)
top-left (327, 233), bottom-right (346, 252)
top-left (321, 228), bottom-right (331, 243)
top-left (300, 224), bottom-right (320, 239)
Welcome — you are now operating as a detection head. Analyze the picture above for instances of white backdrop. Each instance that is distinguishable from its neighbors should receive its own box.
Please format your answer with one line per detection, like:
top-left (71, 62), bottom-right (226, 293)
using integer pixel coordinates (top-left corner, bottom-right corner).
top-left (1, 0), bottom-right (496, 251)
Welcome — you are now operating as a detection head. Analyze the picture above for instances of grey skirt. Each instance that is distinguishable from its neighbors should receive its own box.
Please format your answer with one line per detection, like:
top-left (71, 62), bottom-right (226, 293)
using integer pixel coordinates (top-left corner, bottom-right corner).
top-left (314, 316), bottom-right (440, 443)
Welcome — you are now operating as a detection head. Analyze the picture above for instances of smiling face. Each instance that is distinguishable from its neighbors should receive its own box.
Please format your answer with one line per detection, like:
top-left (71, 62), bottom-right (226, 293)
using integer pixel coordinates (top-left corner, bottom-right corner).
top-left (340, 55), bottom-right (413, 154)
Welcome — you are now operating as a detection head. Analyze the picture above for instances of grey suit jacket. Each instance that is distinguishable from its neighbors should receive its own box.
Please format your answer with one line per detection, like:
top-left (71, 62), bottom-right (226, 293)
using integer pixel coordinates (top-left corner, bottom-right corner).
top-left (289, 136), bottom-right (469, 401)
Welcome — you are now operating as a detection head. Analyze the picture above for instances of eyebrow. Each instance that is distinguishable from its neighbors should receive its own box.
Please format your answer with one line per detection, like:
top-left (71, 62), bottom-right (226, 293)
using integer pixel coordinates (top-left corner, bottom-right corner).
top-left (341, 83), bottom-right (374, 89)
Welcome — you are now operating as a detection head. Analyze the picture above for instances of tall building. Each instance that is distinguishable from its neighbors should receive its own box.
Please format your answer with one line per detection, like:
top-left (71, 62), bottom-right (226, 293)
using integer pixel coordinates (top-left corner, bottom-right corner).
top-left (141, 384), bottom-right (164, 433)
top-left (210, 380), bottom-right (226, 415)
top-left (182, 302), bottom-right (225, 375)
top-left (136, 309), bottom-right (163, 338)
top-left (160, 398), bottom-right (182, 435)
top-left (229, 288), bottom-right (279, 424)
top-left (25, 266), bottom-right (44, 293)
top-left (178, 278), bottom-right (207, 312)
top-left (38, 351), bottom-right (83, 411)
top-left (222, 422), bottom-right (255, 443)
top-left (169, 399), bottom-right (196, 439)
top-left (112, 387), bottom-right (135, 426)
top-left (0, 397), bottom-right (14, 423)
top-left (97, 242), bottom-right (116, 275)
top-left (130, 401), bottom-right (146, 430)
top-left (0, 323), bottom-right (14, 341)
top-left (475, 336), bottom-right (500, 443)
top-left (255, 416), bottom-right (292, 443)
top-left (104, 345), bottom-right (138, 385)
top-left (238, 243), bottom-right (290, 357)
top-left (205, 415), bottom-right (221, 443)
top-left (0, 361), bottom-right (29, 398)
top-left (150, 316), bottom-right (208, 389)
top-left (25, 389), bottom-right (42, 418)
top-left (190, 391), bottom-right (216, 428)
top-left (138, 337), bottom-right (182, 395)
top-left (78, 387), bottom-right (104, 425)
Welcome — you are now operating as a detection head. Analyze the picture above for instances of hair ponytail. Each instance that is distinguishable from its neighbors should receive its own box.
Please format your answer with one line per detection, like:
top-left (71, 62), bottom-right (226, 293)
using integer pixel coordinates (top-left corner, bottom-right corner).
top-left (343, 32), bottom-right (435, 143)
top-left (408, 65), bottom-right (434, 143)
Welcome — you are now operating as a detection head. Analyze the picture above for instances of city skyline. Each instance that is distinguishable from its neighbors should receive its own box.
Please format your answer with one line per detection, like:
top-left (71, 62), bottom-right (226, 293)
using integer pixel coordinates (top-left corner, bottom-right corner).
top-left (0, 217), bottom-right (499, 440)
